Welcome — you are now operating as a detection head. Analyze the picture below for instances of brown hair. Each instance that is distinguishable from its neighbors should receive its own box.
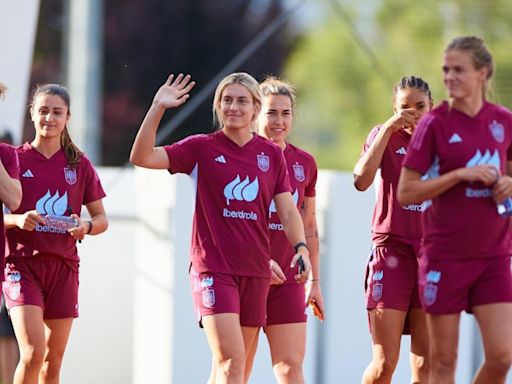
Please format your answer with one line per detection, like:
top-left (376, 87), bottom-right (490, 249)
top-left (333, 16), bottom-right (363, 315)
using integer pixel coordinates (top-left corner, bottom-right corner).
top-left (259, 76), bottom-right (296, 112)
top-left (31, 84), bottom-right (83, 168)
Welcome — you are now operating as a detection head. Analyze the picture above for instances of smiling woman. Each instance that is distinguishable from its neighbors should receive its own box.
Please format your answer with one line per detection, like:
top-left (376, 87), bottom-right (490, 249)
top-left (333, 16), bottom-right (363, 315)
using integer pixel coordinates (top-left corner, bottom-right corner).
top-left (397, 36), bottom-right (512, 384)
top-left (2, 83), bottom-right (108, 384)
top-left (244, 76), bottom-right (323, 384)
top-left (130, 72), bottom-right (312, 384)
top-left (353, 75), bottom-right (433, 384)
top-left (212, 73), bottom-right (262, 141)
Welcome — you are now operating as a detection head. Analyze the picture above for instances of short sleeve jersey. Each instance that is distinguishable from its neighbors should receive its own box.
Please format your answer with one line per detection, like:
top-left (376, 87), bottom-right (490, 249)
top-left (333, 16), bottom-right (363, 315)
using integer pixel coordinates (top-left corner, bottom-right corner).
top-left (165, 131), bottom-right (291, 278)
top-left (0, 143), bottom-right (20, 278)
top-left (6, 143), bottom-right (106, 261)
top-left (361, 126), bottom-right (422, 246)
top-left (403, 101), bottom-right (512, 259)
top-left (268, 143), bottom-right (317, 283)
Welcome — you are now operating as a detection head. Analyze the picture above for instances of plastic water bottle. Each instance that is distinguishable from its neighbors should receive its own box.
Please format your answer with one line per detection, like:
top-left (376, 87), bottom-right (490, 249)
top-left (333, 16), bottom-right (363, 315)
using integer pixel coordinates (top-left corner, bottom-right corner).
top-left (497, 197), bottom-right (512, 216)
top-left (44, 215), bottom-right (79, 230)
top-left (491, 169), bottom-right (512, 216)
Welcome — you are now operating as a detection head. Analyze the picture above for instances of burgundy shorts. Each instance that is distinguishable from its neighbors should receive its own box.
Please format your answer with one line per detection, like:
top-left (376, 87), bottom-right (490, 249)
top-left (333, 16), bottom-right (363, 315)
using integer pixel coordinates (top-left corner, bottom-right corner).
top-left (266, 282), bottom-right (307, 326)
top-left (365, 245), bottom-right (421, 312)
top-left (190, 268), bottom-right (270, 328)
top-left (2, 255), bottom-right (79, 319)
top-left (418, 255), bottom-right (512, 315)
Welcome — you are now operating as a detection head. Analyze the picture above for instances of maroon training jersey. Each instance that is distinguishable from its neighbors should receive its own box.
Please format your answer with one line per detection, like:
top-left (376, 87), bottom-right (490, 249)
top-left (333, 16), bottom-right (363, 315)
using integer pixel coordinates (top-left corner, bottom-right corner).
top-left (6, 143), bottom-right (106, 261)
top-left (268, 143), bottom-right (317, 284)
top-left (165, 131), bottom-right (291, 278)
top-left (0, 143), bottom-right (20, 278)
top-left (403, 101), bottom-right (512, 259)
top-left (361, 126), bottom-right (422, 246)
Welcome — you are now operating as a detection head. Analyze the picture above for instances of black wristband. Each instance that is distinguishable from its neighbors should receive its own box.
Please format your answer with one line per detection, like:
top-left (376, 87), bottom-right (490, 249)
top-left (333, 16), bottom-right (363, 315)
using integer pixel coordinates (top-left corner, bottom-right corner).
top-left (86, 221), bottom-right (93, 235)
top-left (294, 241), bottom-right (308, 253)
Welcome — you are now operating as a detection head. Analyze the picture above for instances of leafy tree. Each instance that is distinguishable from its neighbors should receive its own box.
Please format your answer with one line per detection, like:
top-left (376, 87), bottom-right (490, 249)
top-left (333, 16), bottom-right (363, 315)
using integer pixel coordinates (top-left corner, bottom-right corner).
top-left (285, 0), bottom-right (512, 170)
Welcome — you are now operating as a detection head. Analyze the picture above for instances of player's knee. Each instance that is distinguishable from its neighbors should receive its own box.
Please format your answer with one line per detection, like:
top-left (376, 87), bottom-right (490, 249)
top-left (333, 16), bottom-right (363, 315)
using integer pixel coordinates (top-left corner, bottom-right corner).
top-left (411, 352), bottom-right (429, 371)
top-left (19, 344), bottom-right (45, 369)
top-left (215, 355), bottom-right (245, 378)
top-left (40, 357), bottom-right (64, 380)
top-left (432, 351), bottom-right (457, 377)
top-left (372, 354), bottom-right (399, 380)
top-left (483, 350), bottom-right (512, 377)
top-left (273, 357), bottom-right (304, 379)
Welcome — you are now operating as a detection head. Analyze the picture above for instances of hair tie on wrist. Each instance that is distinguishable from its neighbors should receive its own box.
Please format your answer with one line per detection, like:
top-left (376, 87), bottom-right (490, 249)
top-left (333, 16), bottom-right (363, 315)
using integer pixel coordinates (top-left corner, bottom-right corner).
top-left (86, 221), bottom-right (93, 234)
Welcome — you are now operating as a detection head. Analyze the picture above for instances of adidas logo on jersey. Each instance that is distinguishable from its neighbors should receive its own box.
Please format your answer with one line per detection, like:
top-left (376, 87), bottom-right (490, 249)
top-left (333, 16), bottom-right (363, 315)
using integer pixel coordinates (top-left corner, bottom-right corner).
top-left (22, 169), bottom-right (34, 177)
top-left (395, 147), bottom-right (407, 155)
top-left (448, 133), bottom-right (462, 143)
top-left (215, 155), bottom-right (226, 164)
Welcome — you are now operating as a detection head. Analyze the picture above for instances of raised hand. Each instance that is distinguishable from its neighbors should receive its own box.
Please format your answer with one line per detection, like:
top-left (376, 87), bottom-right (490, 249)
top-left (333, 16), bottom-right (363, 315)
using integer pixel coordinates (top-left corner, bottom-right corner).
top-left (384, 108), bottom-right (417, 132)
top-left (153, 73), bottom-right (196, 110)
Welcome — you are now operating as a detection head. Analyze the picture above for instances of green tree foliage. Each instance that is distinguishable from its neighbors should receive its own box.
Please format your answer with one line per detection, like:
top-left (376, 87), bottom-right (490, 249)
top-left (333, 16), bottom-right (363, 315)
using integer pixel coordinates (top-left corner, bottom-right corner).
top-left (285, 0), bottom-right (512, 170)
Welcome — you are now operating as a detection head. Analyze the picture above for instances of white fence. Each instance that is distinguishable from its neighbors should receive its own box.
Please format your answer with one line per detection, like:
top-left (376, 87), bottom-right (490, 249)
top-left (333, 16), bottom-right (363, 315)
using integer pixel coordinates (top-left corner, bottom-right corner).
top-left (60, 167), bottom-right (500, 383)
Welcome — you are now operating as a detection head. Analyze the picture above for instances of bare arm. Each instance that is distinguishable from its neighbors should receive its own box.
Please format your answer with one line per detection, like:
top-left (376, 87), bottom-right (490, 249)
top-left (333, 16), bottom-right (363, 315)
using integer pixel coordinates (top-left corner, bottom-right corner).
top-left (301, 196), bottom-right (325, 319)
top-left (0, 160), bottom-right (21, 211)
top-left (354, 109), bottom-right (416, 191)
top-left (274, 191), bottom-right (311, 283)
top-left (68, 199), bottom-right (108, 241)
top-left (397, 164), bottom-right (498, 205)
top-left (130, 74), bottom-right (196, 169)
top-left (300, 196), bottom-right (319, 280)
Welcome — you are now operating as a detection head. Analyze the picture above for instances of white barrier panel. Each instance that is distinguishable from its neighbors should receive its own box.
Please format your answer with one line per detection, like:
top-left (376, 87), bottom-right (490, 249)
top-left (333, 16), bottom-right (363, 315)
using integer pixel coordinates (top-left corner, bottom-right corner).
top-left (58, 167), bottom-right (499, 383)
top-left (0, 1), bottom-right (40, 143)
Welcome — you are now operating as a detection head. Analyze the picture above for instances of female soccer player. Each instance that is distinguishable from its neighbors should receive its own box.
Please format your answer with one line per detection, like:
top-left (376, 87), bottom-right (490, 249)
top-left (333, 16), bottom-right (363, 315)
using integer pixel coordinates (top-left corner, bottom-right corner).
top-left (0, 82), bottom-right (22, 384)
top-left (245, 77), bottom-right (324, 384)
top-left (398, 36), bottom-right (512, 384)
top-left (130, 73), bottom-right (311, 384)
top-left (3, 84), bottom-right (108, 384)
top-left (354, 76), bottom-right (432, 384)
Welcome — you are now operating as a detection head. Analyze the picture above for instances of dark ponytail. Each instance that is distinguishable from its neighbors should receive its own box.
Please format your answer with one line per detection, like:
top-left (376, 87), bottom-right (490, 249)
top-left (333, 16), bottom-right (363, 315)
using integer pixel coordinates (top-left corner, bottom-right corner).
top-left (60, 126), bottom-right (83, 168)
top-left (393, 75), bottom-right (433, 106)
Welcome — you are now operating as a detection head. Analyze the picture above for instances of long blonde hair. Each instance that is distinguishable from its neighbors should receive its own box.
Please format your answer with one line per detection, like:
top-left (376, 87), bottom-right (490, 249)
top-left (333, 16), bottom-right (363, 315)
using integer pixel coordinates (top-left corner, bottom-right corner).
top-left (30, 84), bottom-right (83, 168)
top-left (212, 72), bottom-right (262, 130)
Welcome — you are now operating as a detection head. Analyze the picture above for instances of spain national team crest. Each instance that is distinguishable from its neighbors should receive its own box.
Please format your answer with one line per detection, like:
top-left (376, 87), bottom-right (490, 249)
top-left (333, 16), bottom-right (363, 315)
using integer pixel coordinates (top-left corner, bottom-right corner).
top-left (424, 270), bottom-right (441, 306)
top-left (423, 283), bottom-right (438, 306)
top-left (293, 163), bottom-right (305, 182)
top-left (372, 283), bottom-right (383, 301)
top-left (371, 270), bottom-right (383, 301)
top-left (202, 288), bottom-right (215, 308)
top-left (4, 271), bottom-right (22, 300)
top-left (257, 153), bottom-right (270, 172)
top-left (64, 167), bottom-right (77, 185)
top-left (489, 120), bottom-right (505, 143)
